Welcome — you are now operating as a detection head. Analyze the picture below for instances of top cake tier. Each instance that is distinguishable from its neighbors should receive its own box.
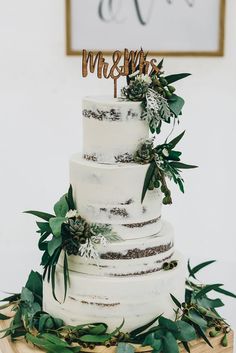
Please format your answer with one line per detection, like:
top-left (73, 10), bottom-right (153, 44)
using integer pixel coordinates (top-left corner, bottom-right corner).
top-left (82, 96), bottom-right (149, 164)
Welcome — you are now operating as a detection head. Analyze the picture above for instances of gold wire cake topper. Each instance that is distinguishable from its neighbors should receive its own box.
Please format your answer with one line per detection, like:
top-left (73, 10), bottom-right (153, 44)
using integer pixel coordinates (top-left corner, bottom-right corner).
top-left (82, 49), bottom-right (160, 98)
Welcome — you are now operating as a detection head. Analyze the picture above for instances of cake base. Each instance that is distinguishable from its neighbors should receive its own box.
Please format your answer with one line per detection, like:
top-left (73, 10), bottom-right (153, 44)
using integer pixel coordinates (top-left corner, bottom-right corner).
top-left (0, 314), bottom-right (234, 353)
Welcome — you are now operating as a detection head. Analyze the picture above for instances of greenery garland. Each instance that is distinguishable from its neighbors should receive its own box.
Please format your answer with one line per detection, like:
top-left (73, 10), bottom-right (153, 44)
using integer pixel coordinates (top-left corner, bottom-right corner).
top-left (24, 186), bottom-right (121, 302)
top-left (0, 261), bottom-right (235, 353)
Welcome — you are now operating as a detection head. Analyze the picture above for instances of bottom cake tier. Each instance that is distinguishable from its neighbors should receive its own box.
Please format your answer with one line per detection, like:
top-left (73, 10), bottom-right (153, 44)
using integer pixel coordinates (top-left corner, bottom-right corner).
top-left (43, 252), bottom-right (186, 332)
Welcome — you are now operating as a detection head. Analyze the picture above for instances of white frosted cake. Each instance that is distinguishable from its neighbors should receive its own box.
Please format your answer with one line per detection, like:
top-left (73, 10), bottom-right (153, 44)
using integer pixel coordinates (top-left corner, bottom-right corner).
top-left (43, 96), bottom-right (186, 332)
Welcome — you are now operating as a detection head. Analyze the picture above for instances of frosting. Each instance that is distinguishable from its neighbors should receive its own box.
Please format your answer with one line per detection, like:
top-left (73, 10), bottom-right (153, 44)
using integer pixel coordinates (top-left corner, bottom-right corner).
top-left (43, 252), bottom-right (186, 332)
top-left (82, 97), bottom-right (149, 164)
top-left (70, 154), bottom-right (163, 240)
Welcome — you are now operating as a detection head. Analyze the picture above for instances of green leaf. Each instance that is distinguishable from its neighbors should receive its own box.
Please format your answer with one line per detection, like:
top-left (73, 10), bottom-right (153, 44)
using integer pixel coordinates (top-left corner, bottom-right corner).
top-left (63, 252), bottom-right (70, 302)
top-left (168, 95), bottom-right (185, 117)
top-left (187, 309), bottom-right (207, 329)
top-left (142, 333), bottom-right (162, 351)
top-left (170, 294), bottom-right (182, 309)
top-left (110, 318), bottom-right (125, 337)
top-left (141, 161), bottom-right (156, 203)
top-left (25, 271), bottom-right (43, 300)
top-left (182, 341), bottom-right (190, 353)
top-left (0, 313), bottom-right (11, 320)
top-left (214, 287), bottom-right (236, 299)
top-left (66, 185), bottom-right (76, 210)
top-left (87, 323), bottom-right (108, 335)
top-left (41, 333), bottom-right (70, 347)
top-left (193, 325), bottom-right (213, 348)
top-left (168, 131), bottom-right (185, 149)
top-left (130, 315), bottom-right (161, 338)
top-left (116, 343), bottom-right (135, 353)
top-left (36, 222), bottom-right (52, 234)
top-left (159, 317), bottom-right (178, 332)
top-left (164, 73), bottom-right (191, 85)
top-left (169, 162), bottom-right (198, 170)
top-left (79, 334), bottom-right (111, 343)
top-left (195, 284), bottom-right (223, 299)
top-left (189, 260), bottom-right (216, 279)
top-left (24, 211), bottom-right (55, 221)
top-left (162, 331), bottom-right (179, 353)
top-left (21, 287), bottom-right (34, 304)
top-left (54, 195), bottom-right (69, 218)
top-left (48, 236), bottom-right (62, 256)
top-left (49, 217), bottom-right (66, 237)
top-left (174, 321), bottom-right (197, 342)
top-left (196, 297), bottom-right (224, 309)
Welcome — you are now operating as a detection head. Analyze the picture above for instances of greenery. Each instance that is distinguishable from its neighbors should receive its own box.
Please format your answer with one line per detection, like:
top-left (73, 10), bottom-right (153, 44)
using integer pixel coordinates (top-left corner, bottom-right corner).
top-left (122, 58), bottom-right (190, 135)
top-left (134, 131), bottom-right (197, 204)
top-left (0, 261), bottom-right (235, 353)
top-left (24, 186), bottom-right (120, 302)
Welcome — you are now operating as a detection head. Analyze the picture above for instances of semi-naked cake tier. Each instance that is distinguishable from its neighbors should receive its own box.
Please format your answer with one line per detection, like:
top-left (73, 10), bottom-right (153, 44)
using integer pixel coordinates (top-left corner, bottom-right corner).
top-left (58, 221), bottom-right (174, 276)
top-left (70, 154), bottom-right (163, 239)
top-left (83, 97), bottom-right (148, 164)
top-left (43, 252), bottom-right (186, 332)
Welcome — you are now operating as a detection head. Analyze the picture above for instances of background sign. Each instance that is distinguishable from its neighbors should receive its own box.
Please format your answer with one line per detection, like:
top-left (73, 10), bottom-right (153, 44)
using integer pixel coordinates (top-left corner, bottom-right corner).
top-left (66, 0), bottom-right (225, 56)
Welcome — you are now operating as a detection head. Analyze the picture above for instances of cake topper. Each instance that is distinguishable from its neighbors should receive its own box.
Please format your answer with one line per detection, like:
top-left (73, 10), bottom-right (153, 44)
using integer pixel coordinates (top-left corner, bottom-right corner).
top-left (82, 49), bottom-right (160, 98)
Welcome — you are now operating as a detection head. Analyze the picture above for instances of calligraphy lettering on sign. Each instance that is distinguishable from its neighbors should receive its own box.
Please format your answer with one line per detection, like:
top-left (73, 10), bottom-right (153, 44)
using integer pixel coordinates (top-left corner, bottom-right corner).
top-left (82, 49), bottom-right (160, 98)
top-left (98, 0), bottom-right (195, 26)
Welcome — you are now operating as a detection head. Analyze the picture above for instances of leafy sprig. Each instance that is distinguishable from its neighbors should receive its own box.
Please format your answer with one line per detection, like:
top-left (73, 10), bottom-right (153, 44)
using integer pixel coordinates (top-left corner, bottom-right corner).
top-left (25, 186), bottom-right (120, 302)
top-left (122, 58), bottom-right (191, 135)
top-left (134, 131), bottom-right (197, 203)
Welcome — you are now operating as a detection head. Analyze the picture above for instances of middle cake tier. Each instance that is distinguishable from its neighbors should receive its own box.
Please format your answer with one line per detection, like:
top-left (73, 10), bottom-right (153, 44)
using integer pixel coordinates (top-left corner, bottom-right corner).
top-left (58, 221), bottom-right (174, 276)
top-left (70, 154), bottom-right (163, 240)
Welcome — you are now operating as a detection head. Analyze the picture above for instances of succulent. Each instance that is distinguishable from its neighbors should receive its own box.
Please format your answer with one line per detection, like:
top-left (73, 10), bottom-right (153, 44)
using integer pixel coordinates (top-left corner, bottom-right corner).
top-left (63, 217), bottom-right (91, 255)
top-left (122, 75), bottom-right (149, 102)
top-left (134, 139), bottom-right (154, 164)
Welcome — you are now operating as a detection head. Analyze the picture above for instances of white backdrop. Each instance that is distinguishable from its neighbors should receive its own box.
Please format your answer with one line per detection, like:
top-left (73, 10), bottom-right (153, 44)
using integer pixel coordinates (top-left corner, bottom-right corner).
top-left (0, 0), bottom-right (236, 328)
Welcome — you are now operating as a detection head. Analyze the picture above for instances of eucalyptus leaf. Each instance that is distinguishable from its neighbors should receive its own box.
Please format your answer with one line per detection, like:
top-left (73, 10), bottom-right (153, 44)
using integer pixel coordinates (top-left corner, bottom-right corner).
top-left (168, 131), bottom-right (185, 149)
top-left (169, 162), bottom-right (198, 170)
top-left (66, 185), bottom-right (76, 210)
top-left (141, 161), bottom-right (156, 203)
top-left (188, 260), bottom-right (216, 279)
top-left (25, 271), bottom-right (43, 300)
top-left (87, 323), bottom-right (107, 335)
top-left (164, 73), bottom-right (191, 85)
top-left (159, 317), bottom-right (178, 332)
top-left (49, 217), bottom-right (66, 237)
top-left (116, 343), bottom-right (135, 353)
top-left (187, 309), bottom-right (207, 329)
top-left (168, 95), bottom-right (185, 117)
top-left (79, 334), bottom-right (111, 343)
top-left (54, 195), bottom-right (69, 218)
top-left (130, 314), bottom-right (161, 338)
top-left (214, 287), bottom-right (236, 298)
top-left (48, 236), bottom-right (62, 257)
top-left (36, 222), bottom-right (52, 234)
top-left (195, 284), bottom-right (223, 299)
top-left (162, 331), bottom-right (179, 353)
top-left (196, 297), bottom-right (224, 309)
top-left (24, 211), bottom-right (55, 222)
top-left (21, 288), bottom-right (34, 304)
top-left (170, 294), bottom-right (182, 309)
top-left (193, 325), bottom-right (213, 348)
top-left (174, 321), bottom-right (196, 342)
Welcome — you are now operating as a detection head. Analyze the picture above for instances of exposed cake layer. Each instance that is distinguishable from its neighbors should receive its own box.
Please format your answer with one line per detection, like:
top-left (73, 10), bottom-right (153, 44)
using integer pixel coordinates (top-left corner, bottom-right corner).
top-left (70, 155), bottom-right (162, 240)
top-left (43, 252), bottom-right (186, 332)
top-left (58, 221), bottom-right (174, 277)
top-left (82, 97), bottom-right (149, 164)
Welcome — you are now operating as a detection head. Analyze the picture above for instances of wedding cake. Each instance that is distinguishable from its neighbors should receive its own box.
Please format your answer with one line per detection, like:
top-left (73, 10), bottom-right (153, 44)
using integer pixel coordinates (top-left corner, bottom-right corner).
top-left (43, 96), bottom-right (186, 332)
